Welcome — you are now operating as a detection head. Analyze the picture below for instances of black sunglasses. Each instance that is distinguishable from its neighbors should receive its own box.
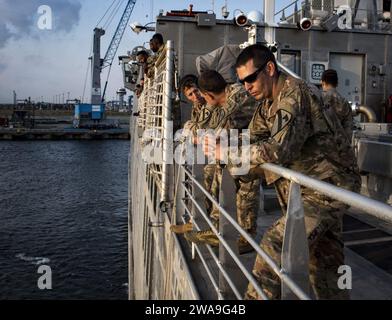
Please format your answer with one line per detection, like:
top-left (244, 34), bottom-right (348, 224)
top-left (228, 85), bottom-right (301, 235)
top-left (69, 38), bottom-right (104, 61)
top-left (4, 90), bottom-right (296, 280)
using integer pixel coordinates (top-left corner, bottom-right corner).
top-left (238, 61), bottom-right (269, 85)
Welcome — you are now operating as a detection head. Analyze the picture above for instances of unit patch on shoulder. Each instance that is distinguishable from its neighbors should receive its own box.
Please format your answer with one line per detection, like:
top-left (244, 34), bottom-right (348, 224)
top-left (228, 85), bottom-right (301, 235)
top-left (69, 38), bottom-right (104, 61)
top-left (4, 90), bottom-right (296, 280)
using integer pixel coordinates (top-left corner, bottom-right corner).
top-left (201, 108), bottom-right (211, 121)
top-left (271, 109), bottom-right (293, 138)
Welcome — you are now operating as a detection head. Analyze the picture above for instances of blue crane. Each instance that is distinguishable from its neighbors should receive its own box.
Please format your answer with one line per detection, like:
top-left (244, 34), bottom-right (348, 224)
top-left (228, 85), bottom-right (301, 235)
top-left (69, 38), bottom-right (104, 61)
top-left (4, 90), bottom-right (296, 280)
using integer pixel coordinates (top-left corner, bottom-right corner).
top-left (74, 0), bottom-right (137, 128)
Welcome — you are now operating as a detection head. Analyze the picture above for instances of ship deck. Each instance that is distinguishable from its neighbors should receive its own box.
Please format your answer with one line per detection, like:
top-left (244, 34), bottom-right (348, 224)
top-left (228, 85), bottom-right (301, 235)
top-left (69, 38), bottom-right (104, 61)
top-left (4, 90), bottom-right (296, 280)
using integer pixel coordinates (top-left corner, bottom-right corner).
top-left (177, 187), bottom-right (392, 300)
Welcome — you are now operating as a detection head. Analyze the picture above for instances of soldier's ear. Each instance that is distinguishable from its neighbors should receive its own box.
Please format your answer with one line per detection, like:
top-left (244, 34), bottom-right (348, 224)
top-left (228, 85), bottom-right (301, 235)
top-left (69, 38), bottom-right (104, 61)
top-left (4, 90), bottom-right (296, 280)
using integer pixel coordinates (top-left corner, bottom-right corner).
top-left (266, 61), bottom-right (276, 77)
top-left (206, 92), bottom-right (215, 100)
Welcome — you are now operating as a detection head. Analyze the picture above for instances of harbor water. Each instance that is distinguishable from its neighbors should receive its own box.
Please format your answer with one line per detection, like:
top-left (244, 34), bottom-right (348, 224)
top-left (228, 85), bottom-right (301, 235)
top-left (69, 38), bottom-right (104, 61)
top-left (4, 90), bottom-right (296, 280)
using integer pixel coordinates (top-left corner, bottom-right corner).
top-left (0, 141), bottom-right (129, 299)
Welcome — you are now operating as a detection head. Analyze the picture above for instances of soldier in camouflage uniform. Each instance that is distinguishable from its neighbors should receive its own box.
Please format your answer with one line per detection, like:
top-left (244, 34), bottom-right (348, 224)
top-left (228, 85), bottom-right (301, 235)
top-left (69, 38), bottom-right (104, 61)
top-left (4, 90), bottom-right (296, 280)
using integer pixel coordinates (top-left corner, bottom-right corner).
top-left (180, 75), bottom-right (217, 218)
top-left (183, 101), bottom-right (219, 217)
top-left (171, 75), bottom-right (223, 235)
top-left (321, 69), bottom-right (354, 140)
top-left (184, 70), bottom-right (260, 254)
top-left (171, 75), bottom-right (221, 235)
top-left (179, 74), bottom-right (207, 126)
top-left (231, 44), bottom-right (361, 299)
top-left (146, 33), bottom-right (165, 79)
top-left (135, 50), bottom-right (150, 96)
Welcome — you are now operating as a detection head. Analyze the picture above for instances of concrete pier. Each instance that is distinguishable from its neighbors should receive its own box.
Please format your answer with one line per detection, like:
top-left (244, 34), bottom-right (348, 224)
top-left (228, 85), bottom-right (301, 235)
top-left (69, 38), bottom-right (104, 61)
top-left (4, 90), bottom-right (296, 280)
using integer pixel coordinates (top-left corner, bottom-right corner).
top-left (0, 128), bottom-right (130, 140)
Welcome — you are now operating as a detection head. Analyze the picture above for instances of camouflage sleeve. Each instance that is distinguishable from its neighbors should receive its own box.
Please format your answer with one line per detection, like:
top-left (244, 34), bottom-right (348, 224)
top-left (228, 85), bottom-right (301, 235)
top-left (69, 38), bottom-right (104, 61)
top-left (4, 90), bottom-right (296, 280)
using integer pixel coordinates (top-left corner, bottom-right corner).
top-left (323, 91), bottom-right (353, 141)
top-left (225, 84), bottom-right (258, 130)
top-left (184, 104), bottom-right (223, 137)
top-left (146, 55), bottom-right (155, 66)
top-left (248, 86), bottom-right (311, 166)
top-left (183, 120), bottom-right (193, 131)
top-left (146, 55), bottom-right (157, 78)
top-left (233, 95), bottom-right (258, 130)
top-left (248, 104), bottom-right (271, 143)
top-left (189, 105), bottom-right (199, 123)
top-left (337, 98), bottom-right (353, 140)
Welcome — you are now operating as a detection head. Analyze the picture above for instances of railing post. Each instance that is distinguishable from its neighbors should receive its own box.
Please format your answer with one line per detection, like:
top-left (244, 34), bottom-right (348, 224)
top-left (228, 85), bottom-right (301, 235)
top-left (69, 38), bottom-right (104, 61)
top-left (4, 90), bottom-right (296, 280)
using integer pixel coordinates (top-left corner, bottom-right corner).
top-left (175, 165), bottom-right (186, 223)
top-left (191, 164), bottom-right (210, 231)
top-left (367, 0), bottom-right (378, 31)
top-left (304, 0), bottom-right (311, 18)
top-left (219, 169), bottom-right (240, 299)
top-left (280, 9), bottom-right (287, 22)
top-left (264, 0), bottom-right (277, 46)
top-left (281, 181), bottom-right (311, 300)
top-left (161, 40), bottom-right (174, 202)
top-left (294, 1), bottom-right (299, 24)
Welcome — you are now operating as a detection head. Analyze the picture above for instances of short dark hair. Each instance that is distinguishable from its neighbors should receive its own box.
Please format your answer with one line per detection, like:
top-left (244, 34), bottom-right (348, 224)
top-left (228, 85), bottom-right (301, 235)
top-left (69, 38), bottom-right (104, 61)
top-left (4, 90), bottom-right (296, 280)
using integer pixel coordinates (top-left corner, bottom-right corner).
top-left (322, 69), bottom-right (338, 87)
top-left (136, 50), bottom-right (148, 57)
top-left (198, 70), bottom-right (227, 94)
top-left (152, 33), bottom-right (164, 45)
top-left (179, 74), bottom-right (198, 94)
top-left (235, 44), bottom-right (278, 71)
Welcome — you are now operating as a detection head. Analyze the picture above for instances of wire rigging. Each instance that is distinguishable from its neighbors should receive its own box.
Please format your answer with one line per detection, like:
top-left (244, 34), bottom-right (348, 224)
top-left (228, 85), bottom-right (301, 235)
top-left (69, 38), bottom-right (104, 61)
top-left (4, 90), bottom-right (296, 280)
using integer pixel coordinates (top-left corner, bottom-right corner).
top-left (103, 0), bottom-right (125, 30)
top-left (100, 0), bottom-right (127, 101)
top-left (102, 62), bottom-right (114, 103)
top-left (95, 0), bottom-right (117, 28)
top-left (82, 37), bottom-right (94, 103)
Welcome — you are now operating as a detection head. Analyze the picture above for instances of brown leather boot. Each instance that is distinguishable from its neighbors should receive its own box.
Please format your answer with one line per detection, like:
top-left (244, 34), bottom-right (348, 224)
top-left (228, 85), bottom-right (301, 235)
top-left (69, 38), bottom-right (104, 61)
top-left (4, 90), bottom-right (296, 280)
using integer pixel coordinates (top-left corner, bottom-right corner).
top-left (184, 229), bottom-right (219, 247)
top-left (170, 222), bottom-right (193, 234)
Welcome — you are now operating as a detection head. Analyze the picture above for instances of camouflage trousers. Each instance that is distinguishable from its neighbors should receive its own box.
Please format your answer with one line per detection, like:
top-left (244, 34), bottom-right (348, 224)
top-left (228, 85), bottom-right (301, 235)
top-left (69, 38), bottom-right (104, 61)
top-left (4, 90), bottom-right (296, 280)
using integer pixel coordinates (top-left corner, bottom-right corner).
top-left (245, 178), bottom-right (351, 300)
top-left (209, 166), bottom-right (260, 232)
top-left (203, 164), bottom-right (217, 215)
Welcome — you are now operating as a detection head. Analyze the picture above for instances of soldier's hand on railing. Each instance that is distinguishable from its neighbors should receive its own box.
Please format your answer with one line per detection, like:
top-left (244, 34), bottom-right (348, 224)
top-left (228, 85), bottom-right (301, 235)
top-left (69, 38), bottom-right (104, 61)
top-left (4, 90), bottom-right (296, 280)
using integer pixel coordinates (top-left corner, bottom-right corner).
top-left (202, 133), bottom-right (224, 162)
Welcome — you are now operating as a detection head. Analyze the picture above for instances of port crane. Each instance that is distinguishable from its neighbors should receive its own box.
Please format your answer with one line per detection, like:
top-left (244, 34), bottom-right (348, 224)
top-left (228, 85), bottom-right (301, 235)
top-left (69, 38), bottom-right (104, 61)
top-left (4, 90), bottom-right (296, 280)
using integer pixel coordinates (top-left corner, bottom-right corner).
top-left (74, 0), bottom-right (137, 128)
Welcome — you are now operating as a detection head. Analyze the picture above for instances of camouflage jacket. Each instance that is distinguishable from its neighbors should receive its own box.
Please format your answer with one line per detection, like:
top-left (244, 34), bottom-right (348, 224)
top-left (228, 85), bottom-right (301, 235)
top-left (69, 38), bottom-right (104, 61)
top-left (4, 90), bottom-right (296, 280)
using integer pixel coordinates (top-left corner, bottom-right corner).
top-left (210, 83), bottom-right (258, 132)
top-left (190, 102), bottom-right (204, 122)
top-left (183, 102), bottom-right (217, 134)
top-left (322, 88), bottom-right (353, 141)
top-left (184, 83), bottom-right (257, 136)
top-left (146, 45), bottom-right (165, 79)
top-left (246, 73), bottom-right (360, 187)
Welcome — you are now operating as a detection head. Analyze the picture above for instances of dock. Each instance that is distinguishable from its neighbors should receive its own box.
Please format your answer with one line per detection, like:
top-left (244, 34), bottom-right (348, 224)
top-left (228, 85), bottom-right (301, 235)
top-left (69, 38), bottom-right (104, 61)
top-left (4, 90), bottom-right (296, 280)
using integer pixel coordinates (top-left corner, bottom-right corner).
top-left (0, 127), bottom-right (130, 140)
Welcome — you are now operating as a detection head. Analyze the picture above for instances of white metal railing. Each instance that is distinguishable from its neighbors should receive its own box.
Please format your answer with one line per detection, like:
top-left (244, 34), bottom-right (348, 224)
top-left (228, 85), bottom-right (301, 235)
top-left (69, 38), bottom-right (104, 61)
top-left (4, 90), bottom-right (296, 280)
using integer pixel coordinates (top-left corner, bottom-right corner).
top-left (275, 0), bottom-right (392, 30)
top-left (133, 39), bottom-right (392, 300)
top-left (178, 159), bottom-right (392, 300)
top-left (136, 41), bottom-right (174, 201)
top-left (180, 165), bottom-right (311, 300)
top-left (130, 41), bottom-right (201, 299)
top-left (262, 163), bottom-right (392, 224)
top-left (275, 0), bottom-right (304, 23)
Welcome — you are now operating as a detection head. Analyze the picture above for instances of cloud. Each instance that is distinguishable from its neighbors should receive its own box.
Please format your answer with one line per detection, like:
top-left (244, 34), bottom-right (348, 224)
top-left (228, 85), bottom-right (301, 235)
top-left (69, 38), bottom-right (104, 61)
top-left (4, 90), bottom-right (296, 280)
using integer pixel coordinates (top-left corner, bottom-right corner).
top-left (0, 0), bottom-right (82, 48)
top-left (23, 54), bottom-right (47, 66)
top-left (0, 63), bottom-right (6, 74)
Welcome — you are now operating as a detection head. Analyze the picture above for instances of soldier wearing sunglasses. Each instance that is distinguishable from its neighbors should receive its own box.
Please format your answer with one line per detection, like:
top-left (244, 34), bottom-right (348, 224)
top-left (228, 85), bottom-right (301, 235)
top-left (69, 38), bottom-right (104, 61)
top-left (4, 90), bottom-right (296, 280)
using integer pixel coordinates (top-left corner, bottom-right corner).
top-left (231, 44), bottom-right (360, 300)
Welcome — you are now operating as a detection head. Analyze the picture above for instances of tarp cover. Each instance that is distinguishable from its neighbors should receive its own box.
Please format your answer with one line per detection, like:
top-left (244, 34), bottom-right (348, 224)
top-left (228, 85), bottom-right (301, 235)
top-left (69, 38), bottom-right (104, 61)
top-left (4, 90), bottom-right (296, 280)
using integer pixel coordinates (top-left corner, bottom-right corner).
top-left (196, 44), bottom-right (242, 83)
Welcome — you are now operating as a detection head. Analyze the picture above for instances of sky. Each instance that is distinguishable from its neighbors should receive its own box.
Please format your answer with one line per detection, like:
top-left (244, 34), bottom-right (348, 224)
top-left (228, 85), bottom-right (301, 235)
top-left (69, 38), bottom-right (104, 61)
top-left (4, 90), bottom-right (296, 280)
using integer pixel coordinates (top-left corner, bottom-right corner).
top-left (0, 0), bottom-right (288, 104)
